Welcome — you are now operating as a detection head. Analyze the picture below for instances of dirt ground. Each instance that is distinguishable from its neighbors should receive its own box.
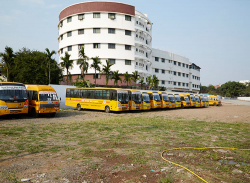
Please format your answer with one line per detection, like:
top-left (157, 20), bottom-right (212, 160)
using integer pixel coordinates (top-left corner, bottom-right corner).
top-left (0, 100), bottom-right (250, 183)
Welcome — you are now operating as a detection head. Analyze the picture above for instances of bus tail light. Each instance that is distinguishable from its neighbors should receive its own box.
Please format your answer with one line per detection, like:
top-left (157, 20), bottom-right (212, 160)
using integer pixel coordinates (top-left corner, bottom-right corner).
top-left (55, 102), bottom-right (59, 107)
top-left (23, 100), bottom-right (29, 108)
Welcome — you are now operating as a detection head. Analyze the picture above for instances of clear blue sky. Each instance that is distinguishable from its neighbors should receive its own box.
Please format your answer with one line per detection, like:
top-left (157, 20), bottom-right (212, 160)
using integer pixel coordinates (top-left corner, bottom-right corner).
top-left (1, 0), bottom-right (249, 86)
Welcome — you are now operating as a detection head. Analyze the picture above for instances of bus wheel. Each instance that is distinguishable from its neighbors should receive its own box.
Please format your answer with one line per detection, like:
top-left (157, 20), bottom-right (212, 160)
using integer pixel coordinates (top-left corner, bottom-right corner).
top-left (105, 106), bottom-right (110, 113)
top-left (31, 108), bottom-right (38, 118)
top-left (77, 104), bottom-right (81, 111)
top-left (213, 103), bottom-right (216, 106)
top-left (181, 104), bottom-right (184, 109)
top-left (50, 113), bottom-right (56, 117)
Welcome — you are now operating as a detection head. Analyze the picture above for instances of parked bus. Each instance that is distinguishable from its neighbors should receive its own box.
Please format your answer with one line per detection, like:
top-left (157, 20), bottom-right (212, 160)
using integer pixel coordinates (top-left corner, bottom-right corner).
top-left (194, 95), bottom-right (201, 107)
top-left (197, 94), bottom-right (205, 107)
top-left (185, 93), bottom-right (196, 107)
top-left (145, 91), bottom-right (161, 109)
top-left (173, 93), bottom-right (181, 108)
top-left (167, 93), bottom-right (176, 108)
top-left (26, 85), bottom-right (60, 117)
top-left (127, 89), bottom-right (142, 110)
top-left (65, 88), bottom-right (129, 112)
top-left (0, 82), bottom-right (28, 116)
top-left (158, 92), bottom-right (170, 108)
top-left (208, 95), bottom-right (222, 106)
top-left (203, 95), bottom-right (209, 107)
top-left (179, 93), bottom-right (191, 108)
top-left (140, 91), bottom-right (151, 110)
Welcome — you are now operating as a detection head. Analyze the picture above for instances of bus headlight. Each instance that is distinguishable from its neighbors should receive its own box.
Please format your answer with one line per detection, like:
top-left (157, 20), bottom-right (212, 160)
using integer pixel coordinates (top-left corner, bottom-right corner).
top-left (118, 103), bottom-right (121, 108)
top-left (0, 106), bottom-right (8, 109)
top-left (154, 103), bottom-right (157, 105)
top-left (132, 103), bottom-right (135, 107)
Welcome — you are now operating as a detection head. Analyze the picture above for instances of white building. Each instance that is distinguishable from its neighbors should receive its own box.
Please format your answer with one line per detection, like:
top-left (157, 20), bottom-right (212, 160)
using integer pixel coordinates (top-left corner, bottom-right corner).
top-left (58, 1), bottom-right (200, 93)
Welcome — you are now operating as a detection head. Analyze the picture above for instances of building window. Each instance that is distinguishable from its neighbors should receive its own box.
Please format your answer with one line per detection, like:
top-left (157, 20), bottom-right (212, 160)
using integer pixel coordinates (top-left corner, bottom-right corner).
top-left (182, 63), bottom-right (185, 67)
top-left (109, 59), bottom-right (115, 64)
top-left (78, 14), bottom-right (84, 20)
top-left (93, 28), bottom-right (100, 33)
top-left (125, 30), bottom-right (131, 36)
top-left (136, 48), bottom-right (138, 52)
top-left (68, 46), bottom-right (72, 51)
top-left (192, 84), bottom-right (194, 88)
top-left (67, 31), bottom-right (72, 37)
top-left (60, 35), bottom-right (63, 40)
top-left (146, 52), bottom-right (148, 58)
top-left (125, 45), bottom-right (131, 50)
top-left (173, 82), bottom-right (176, 85)
top-left (182, 73), bottom-right (185, 77)
top-left (178, 62), bottom-right (181, 66)
top-left (174, 61), bottom-right (176, 65)
top-left (93, 74), bottom-right (101, 79)
top-left (93, 13), bottom-right (100, 18)
top-left (186, 83), bottom-right (189, 87)
top-left (178, 82), bottom-right (181, 86)
top-left (146, 65), bottom-right (148, 70)
top-left (125, 60), bottom-right (131, 65)
top-left (182, 83), bottom-right (185, 87)
top-left (125, 15), bottom-right (131, 21)
top-left (136, 34), bottom-right (138, 37)
top-left (193, 75), bottom-right (194, 79)
top-left (108, 13), bottom-right (116, 19)
top-left (108, 43), bottom-right (115, 49)
top-left (108, 28), bottom-right (115, 34)
top-left (78, 44), bottom-right (84, 50)
top-left (60, 48), bottom-right (63, 54)
top-left (155, 57), bottom-right (159, 61)
top-left (178, 72), bottom-right (181, 76)
top-left (186, 74), bottom-right (189, 77)
top-left (155, 68), bottom-right (159, 73)
top-left (59, 21), bottom-right (63, 27)
top-left (162, 80), bottom-right (165, 85)
top-left (173, 71), bottom-right (176, 75)
top-left (93, 43), bottom-right (100, 49)
top-left (136, 62), bottom-right (138, 65)
top-left (161, 58), bottom-right (165, 63)
top-left (78, 29), bottom-right (84, 35)
top-left (67, 16), bottom-right (72, 23)
top-left (146, 40), bottom-right (148, 44)
top-left (162, 70), bottom-right (165, 74)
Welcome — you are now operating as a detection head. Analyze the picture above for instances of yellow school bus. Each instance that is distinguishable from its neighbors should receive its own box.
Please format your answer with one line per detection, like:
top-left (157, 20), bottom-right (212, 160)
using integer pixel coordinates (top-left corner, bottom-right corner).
top-left (179, 93), bottom-right (191, 108)
top-left (127, 89), bottom-right (142, 110)
top-left (65, 88), bottom-right (129, 112)
top-left (145, 91), bottom-right (161, 109)
top-left (0, 82), bottom-right (28, 116)
top-left (197, 94), bottom-right (205, 107)
top-left (203, 95), bottom-right (209, 107)
top-left (167, 93), bottom-right (176, 108)
top-left (186, 93), bottom-right (196, 107)
top-left (158, 92), bottom-right (170, 108)
top-left (194, 95), bottom-right (201, 107)
top-left (208, 95), bottom-right (222, 106)
top-left (140, 91), bottom-right (151, 110)
top-left (172, 93), bottom-right (181, 108)
top-left (26, 85), bottom-right (60, 117)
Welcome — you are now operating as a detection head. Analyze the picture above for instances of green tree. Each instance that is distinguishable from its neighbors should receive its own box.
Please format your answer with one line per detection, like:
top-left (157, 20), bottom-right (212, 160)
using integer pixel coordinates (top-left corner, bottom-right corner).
top-left (112, 70), bottom-right (122, 86)
top-left (146, 75), bottom-right (152, 89)
top-left (219, 81), bottom-right (246, 97)
top-left (90, 56), bottom-right (101, 86)
top-left (45, 48), bottom-right (56, 84)
top-left (102, 60), bottom-right (113, 86)
top-left (60, 52), bottom-right (74, 85)
top-left (132, 71), bottom-right (140, 87)
top-left (152, 75), bottom-right (159, 90)
top-left (77, 47), bottom-right (89, 81)
top-left (72, 78), bottom-right (94, 88)
top-left (123, 71), bottom-right (131, 87)
top-left (139, 78), bottom-right (145, 89)
top-left (0, 46), bottom-right (15, 81)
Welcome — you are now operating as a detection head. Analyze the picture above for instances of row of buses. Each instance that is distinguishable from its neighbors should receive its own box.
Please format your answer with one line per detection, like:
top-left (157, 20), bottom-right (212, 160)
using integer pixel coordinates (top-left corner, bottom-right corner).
top-left (0, 82), bottom-right (60, 117)
top-left (65, 87), bottom-right (221, 113)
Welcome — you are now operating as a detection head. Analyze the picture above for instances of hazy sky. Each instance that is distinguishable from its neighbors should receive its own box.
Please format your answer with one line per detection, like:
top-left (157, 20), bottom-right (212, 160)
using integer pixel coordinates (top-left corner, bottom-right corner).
top-left (1, 0), bottom-right (249, 86)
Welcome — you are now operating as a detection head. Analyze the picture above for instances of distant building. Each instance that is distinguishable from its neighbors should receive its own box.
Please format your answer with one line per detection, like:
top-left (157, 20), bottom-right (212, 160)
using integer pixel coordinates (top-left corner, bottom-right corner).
top-left (214, 84), bottom-right (221, 89)
top-left (239, 80), bottom-right (250, 85)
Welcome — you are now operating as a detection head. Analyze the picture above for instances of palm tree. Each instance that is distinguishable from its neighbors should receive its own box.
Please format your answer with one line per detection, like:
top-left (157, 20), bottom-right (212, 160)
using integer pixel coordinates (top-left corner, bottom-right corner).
top-left (90, 56), bottom-right (101, 86)
top-left (102, 60), bottom-right (113, 86)
top-left (77, 47), bottom-right (89, 81)
top-left (112, 70), bottom-right (122, 86)
top-left (123, 71), bottom-right (131, 87)
top-left (146, 75), bottom-right (152, 89)
top-left (60, 52), bottom-right (74, 85)
top-left (152, 75), bottom-right (159, 90)
top-left (0, 46), bottom-right (15, 81)
top-left (45, 48), bottom-right (56, 84)
top-left (132, 71), bottom-right (140, 87)
top-left (139, 78), bottom-right (145, 89)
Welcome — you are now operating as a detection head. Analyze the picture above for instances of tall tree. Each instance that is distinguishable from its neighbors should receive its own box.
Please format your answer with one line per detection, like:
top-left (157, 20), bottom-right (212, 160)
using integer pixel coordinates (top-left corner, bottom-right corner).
top-left (152, 75), bottom-right (159, 90)
top-left (77, 47), bottom-right (89, 81)
top-left (102, 60), bottom-right (113, 86)
top-left (112, 70), bottom-right (122, 86)
top-left (0, 46), bottom-right (15, 81)
top-left (139, 78), bottom-right (145, 89)
top-left (60, 52), bottom-right (74, 85)
top-left (123, 71), bottom-right (131, 87)
top-left (219, 81), bottom-right (246, 97)
top-left (45, 48), bottom-right (56, 84)
top-left (146, 75), bottom-right (152, 89)
top-left (132, 71), bottom-right (140, 87)
top-left (90, 56), bottom-right (101, 86)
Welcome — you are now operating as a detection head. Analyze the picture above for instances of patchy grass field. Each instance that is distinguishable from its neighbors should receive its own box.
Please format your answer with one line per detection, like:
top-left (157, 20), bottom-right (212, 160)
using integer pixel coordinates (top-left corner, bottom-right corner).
top-left (0, 104), bottom-right (250, 182)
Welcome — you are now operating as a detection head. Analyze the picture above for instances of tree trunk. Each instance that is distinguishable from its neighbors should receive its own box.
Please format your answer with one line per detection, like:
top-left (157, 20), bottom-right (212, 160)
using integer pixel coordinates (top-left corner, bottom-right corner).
top-left (66, 70), bottom-right (68, 85)
top-left (95, 70), bottom-right (96, 87)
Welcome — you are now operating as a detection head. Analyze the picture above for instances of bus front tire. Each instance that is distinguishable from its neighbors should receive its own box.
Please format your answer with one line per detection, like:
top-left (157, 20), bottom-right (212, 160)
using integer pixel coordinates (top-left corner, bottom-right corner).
top-left (31, 108), bottom-right (38, 118)
top-left (105, 106), bottom-right (110, 113)
top-left (213, 103), bottom-right (216, 106)
top-left (77, 104), bottom-right (81, 111)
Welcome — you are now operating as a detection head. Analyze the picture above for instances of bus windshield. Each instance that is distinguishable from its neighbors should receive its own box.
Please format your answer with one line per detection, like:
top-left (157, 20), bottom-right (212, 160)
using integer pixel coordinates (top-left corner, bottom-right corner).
top-left (162, 94), bottom-right (169, 102)
top-left (153, 94), bottom-right (161, 102)
top-left (195, 96), bottom-right (200, 102)
top-left (200, 96), bottom-right (205, 102)
top-left (185, 97), bottom-right (189, 101)
top-left (190, 95), bottom-right (196, 102)
top-left (174, 95), bottom-right (181, 102)
top-left (168, 95), bottom-right (175, 103)
top-left (143, 94), bottom-right (150, 103)
top-left (132, 92), bottom-right (142, 103)
top-left (39, 91), bottom-right (58, 101)
top-left (204, 97), bottom-right (208, 102)
top-left (118, 92), bottom-right (129, 104)
top-left (0, 85), bottom-right (27, 102)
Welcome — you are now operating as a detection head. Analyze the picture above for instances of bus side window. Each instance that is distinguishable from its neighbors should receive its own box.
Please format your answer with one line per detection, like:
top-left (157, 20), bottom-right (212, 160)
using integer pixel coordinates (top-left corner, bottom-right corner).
top-left (28, 91), bottom-right (33, 100)
top-left (32, 91), bottom-right (38, 101)
top-left (66, 89), bottom-right (70, 97)
top-left (70, 89), bottom-right (74, 98)
top-left (86, 90), bottom-right (94, 99)
top-left (110, 90), bottom-right (117, 100)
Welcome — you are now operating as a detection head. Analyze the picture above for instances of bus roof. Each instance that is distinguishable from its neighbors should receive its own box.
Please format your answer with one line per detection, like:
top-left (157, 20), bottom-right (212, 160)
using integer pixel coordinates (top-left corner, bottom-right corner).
top-left (0, 82), bottom-right (24, 85)
top-left (26, 85), bottom-right (56, 91)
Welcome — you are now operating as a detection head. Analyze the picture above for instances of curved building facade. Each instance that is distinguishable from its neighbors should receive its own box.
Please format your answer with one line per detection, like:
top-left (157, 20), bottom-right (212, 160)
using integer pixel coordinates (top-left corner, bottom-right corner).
top-left (58, 1), bottom-right (200, 93)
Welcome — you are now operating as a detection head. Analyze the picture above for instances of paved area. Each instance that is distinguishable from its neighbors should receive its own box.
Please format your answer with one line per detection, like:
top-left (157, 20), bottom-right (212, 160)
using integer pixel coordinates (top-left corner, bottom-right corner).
top-left (223, 99), bottom-right (250, 106)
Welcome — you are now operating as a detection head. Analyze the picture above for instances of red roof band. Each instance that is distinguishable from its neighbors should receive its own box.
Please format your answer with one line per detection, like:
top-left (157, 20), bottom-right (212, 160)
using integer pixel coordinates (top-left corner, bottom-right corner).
top-left (59, 1), bottom-right (135, 21)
